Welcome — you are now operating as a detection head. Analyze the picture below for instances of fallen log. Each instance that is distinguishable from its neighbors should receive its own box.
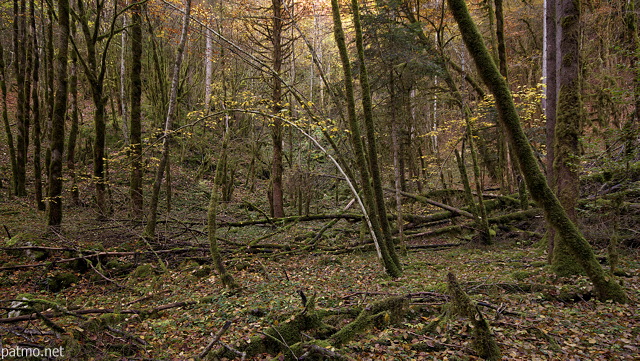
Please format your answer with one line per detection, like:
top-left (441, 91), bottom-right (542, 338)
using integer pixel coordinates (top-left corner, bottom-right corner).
top-left (0, 300), bottom-right (197, 324)
top-left (0, 248), bottom-right (209, 271)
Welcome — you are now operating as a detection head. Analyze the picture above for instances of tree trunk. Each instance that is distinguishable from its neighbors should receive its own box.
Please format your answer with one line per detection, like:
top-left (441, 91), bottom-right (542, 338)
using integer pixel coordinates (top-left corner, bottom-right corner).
top-left (13, 0), bottom-right (29, 197)
top-left (47, 0), bottom-right (70, 228)
top-left (623, 0), bottom-right (640, 163)
top-left (551, 0), bottom-right (583, 276)
top-left (0, 42), bottom-right (18, 196)
top-left (330, 0), bottom-right (401, 278)
top-left (204, 27), bottom-right (213, 112)
top-left (67, 18), bottom-right (80, 206)
top-left (144, 0), bottom-right (192, 239)
top-left (543, 0), bottom-right (558, 262)
top-left (447, 0), bottom-right (628, 303)
top-left (270, 0), bottom-right (285, 218)
top-left (30, 0), bottom-right (44, 210)
top-left (208, 126), bottom-right (238, 289)
top-left (129, 0), bottom-right (143, 217)
top-left (119, 4), bottom-right (130, 145)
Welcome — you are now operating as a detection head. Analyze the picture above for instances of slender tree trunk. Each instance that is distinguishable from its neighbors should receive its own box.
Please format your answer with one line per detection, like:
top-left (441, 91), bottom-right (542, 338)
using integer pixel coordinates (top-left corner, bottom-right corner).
top-left (0, 43), bottom-right (18, 195)
top-left (551, 0), bottom-right (583, 276)
top-left (67, 18), bottom-right (80, 206)
top-left (330, 0), bottom-right (401, 278)
top-left (130, 0), bottom-right (143, 216)
top-left (144, 0), bottom-right (192, 239)
top-left (30, 0), bottom-right (44, 210)
top-left (270, 0), bottom-right (285, 218)
top-left (544, 0), bottom-right (558, 262)
top-left (447, 0), bottom-right (627, 303)
top-left (119, 4), bottom-right (130, 145)
top-left (47, 0), bottom-right (70, 228)
top-left (204, 27), bottom-right (213, 112)
top-left (13, 0), bottom-right (29, 197)
top-left (351, 0), bottom-right (401, 269)
top-left (208, 125), bottom-right (239, 289)
top-left (623, 0), bottom-right (640, 163)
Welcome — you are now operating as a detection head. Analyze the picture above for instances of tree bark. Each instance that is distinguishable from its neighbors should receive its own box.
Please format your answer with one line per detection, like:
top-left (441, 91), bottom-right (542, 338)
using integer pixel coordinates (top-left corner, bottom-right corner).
top-left (30, 0), bottom-right (44, 210)
top-left (13, 0), bottom-right (29, 197)
top-left (129, 0), bottom-right (143, 217)
top-left (0, 42), bottom-right (18, 196)
top-left (270, 0), bottom-right (285, 218)
top-left (144, 0), bottom-right (192, 239)
top-left (447, 0), bottom-right (627, 303)
top-left (67, 18), bottom-right (80, 206)
top-left (47, 0), bottom-right (70, 228)
top-left (330, 0), bottom-right (401, 277)
top-left (551, 0), bottom-right (583, 276)
top-left (543, 0), bottom-right (558, 262)
top-left (207, 126), bottom-right (239, 289)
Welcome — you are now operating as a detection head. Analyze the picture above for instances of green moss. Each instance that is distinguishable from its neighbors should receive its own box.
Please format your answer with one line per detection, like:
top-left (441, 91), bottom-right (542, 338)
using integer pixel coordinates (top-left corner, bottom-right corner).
top-left (45, 272), bottom-right (79, 292)
top-left (192, 265), bottom-right (212, 278)
top-left (130, 264), bottom-right (155, 279)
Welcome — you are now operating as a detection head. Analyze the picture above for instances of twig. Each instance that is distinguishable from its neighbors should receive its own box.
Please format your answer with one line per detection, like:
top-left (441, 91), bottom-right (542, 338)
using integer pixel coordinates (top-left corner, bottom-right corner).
top-left (87, 260), bottom-right (129, 289)
top-left (198, 320), bottom-right (232, 359)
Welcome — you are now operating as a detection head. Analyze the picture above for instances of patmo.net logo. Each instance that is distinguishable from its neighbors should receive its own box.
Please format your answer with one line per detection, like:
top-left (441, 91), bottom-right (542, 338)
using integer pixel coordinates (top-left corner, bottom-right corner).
top-left (1, 345), bottom-right (64, 359)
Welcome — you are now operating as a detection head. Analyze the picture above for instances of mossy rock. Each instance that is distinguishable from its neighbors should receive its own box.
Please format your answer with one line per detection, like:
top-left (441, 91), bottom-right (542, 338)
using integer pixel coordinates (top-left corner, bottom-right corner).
top-left (511, 270), bottom-right (532, 282)
top-left (130, 264), bottom-right (155, 279)
top-left (45, 272), bottom-right (79, 292)
top-left (192, 265), bottom-right (212, 278)
top-left (317, 256), bottom-right (342, 266)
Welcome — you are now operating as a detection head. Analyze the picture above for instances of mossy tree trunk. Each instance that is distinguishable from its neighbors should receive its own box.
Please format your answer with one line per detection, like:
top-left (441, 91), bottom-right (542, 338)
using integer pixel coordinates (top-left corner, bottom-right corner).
top-left (551, 0), bottom-right (584, 276)
top-left (270, 0), bottom-right (286, 219)
top-left (67, 19), bottom-right (80, 207)
top-left (0, 42), bottom-right (18, 196)
top-left (13, 0), bottom-right (30, 197)
top-left (623, 0), bottom-right (640, 163)
top-left (30, 0), bottom-right (44, 211)
top-left (330, 0), bottom-right (401, 278)
top-left (351, 0), bottom-right (401, 268)
top-left (144, 0), bottom-right (191, 239)
top-left (543, 0), bottom-right (558, 263)
top-left (129, 0), bottom-right (143, 217)
top-left (47, 0), bottom-right (70, 228)
top-left (208, 125), bottom-right (239, 290)
top-left (447, 0), bottom-right (628, 303)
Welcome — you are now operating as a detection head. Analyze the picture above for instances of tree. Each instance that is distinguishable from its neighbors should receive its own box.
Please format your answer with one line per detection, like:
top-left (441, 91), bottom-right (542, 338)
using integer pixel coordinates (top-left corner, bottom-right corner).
top-left (447, 0), bottom-right (627, 302)
top-left (13, 0), bottom-right (30, 197)
top-left (30, 0), bottom-right (44, 211)
top-left (330, 0), bottom-right (402, 277)
top-left (71, 0), bottom-right (123, 217)
top-left (550, 0), bottom-right (583, 275)
top-left (543, 0), bottom-right (558, 262)
top-left (0, 43), bottom-right (18, 196)
top-left (47, 0), bottom-right (71, 227)
top-left (207, 124), bottom-right (239, 289)
top-left (144, 0), bottom-right (192, 239)
top-left (129, 0), bottom-right (144, 216)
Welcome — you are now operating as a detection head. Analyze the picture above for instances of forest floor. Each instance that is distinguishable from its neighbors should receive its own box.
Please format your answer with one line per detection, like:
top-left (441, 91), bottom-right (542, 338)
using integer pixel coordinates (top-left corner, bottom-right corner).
top-left (0, 199), bottom-right (640, 360)
top-left (0, 190), bottom-right (639, 361)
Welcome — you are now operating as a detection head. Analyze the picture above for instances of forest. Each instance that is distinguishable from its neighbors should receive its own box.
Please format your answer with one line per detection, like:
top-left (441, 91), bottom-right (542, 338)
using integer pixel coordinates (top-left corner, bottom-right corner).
top-left (0, 0), bottom-right (638, 359)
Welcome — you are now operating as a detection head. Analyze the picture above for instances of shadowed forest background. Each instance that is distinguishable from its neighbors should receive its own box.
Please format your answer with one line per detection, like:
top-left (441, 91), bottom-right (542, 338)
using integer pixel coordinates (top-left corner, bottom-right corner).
top-left (0, 0), bottom-right (639, 359)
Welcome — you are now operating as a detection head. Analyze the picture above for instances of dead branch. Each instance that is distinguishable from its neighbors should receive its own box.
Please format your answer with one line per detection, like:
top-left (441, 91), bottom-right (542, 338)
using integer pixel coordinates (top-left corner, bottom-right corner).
top-left (0, 300), bottom-right (197, 324)
top-left (0, 248), bottom-right (209, 271)
top-left (198, 320), bottom-right (232, 359)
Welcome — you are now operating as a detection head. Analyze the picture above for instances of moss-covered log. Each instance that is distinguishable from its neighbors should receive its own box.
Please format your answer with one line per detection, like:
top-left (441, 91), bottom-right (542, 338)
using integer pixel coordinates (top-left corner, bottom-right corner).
top-left (446, 0), bottom-right (628, 303)
top-left (447, 273), bottom-right (501, 360)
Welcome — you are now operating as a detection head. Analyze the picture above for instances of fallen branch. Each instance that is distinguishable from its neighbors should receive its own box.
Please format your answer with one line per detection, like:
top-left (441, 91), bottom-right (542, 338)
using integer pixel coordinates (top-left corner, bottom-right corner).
top-left (0, 300), bottom-right (197, 324)
top-left (391, 189), bottom-right (475, 219)
top-left (0, 248), bottom-right (209, 271)
top-left (198, 320), bottom-right (232, 360)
